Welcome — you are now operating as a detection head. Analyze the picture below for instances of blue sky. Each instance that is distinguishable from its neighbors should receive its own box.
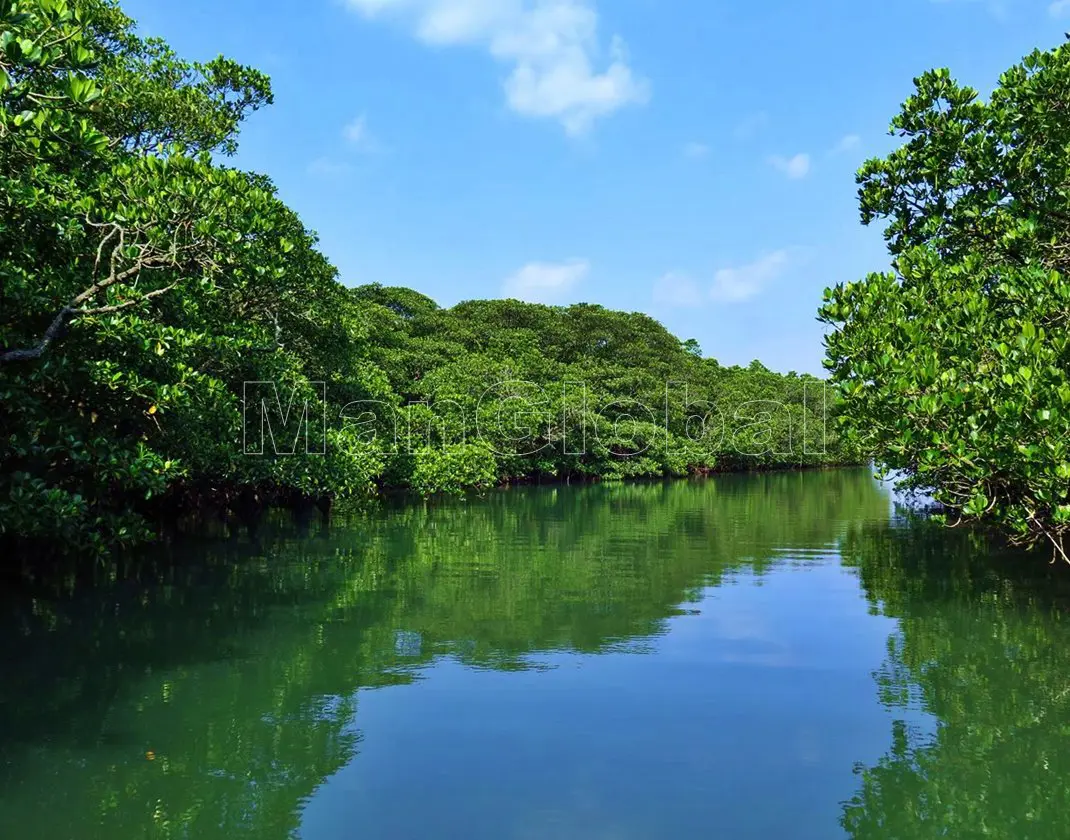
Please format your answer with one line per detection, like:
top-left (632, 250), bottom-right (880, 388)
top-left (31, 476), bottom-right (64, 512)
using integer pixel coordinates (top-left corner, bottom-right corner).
top-left (124, 0), bottom-right (1069, 374)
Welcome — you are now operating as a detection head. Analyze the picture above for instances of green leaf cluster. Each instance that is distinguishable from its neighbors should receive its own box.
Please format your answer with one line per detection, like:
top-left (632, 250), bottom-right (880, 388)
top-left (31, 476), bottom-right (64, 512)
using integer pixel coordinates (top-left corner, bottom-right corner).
top-left (820, 38), bottom-right (1070, 559)
top-left (0, 1), bottom-right (857, 556)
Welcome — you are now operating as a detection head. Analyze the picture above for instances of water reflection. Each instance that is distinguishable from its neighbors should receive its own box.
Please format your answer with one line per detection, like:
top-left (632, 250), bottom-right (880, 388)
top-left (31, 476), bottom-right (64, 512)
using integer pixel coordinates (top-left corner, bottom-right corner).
top-left (840, 519), bottom-right (1070, 839)
top-left (3, 469), bottom-right (1064, 838)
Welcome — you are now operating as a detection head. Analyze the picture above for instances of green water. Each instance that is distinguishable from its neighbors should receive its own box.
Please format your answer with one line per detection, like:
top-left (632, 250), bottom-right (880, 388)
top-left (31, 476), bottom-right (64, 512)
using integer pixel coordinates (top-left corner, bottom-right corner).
top-left (2, 469), bottom-right (1070, 839)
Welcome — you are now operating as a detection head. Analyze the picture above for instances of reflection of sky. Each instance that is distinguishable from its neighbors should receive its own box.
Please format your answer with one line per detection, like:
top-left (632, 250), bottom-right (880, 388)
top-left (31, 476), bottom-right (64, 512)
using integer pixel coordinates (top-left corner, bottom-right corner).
top-left (877, 469), bottom-right (938, 518)
top-left (299, 555), bottom-right (930, 840)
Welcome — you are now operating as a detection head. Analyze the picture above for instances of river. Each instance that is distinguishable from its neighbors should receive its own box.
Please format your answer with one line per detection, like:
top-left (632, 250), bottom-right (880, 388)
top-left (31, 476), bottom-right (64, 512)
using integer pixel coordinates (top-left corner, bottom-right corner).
top-left (2, 468), bottom-right (1068, 839)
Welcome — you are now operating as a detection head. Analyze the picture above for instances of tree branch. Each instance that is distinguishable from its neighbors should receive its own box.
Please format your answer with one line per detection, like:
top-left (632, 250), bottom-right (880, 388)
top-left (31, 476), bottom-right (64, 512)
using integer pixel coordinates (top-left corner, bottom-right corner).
top-left (0, 218), bottom-right (191, 364)
top-left (0, 280), bottom-right (180, 364)
top-left (0, 306), bottom-right (75, 363)
top-left (80, 282), bottom-right (177, 316)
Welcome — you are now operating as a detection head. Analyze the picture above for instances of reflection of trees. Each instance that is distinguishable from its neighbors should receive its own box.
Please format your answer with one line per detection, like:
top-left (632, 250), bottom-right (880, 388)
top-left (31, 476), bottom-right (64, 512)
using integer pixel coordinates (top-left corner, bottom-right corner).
top-left (839, 521), bottom-right (1070, 840)
top-left (0, 470), bottom-right (889, 839)
top-left (379, 472), bottom-right (891, 664)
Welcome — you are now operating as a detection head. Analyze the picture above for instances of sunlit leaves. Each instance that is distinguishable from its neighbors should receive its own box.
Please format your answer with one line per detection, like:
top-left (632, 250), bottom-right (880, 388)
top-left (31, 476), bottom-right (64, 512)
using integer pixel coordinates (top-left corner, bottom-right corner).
top-left (821, 37), bottom-right (1070, 557)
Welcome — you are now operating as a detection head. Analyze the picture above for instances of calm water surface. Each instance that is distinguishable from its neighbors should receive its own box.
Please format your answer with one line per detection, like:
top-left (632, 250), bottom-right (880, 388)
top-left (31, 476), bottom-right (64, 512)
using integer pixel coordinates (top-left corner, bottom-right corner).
top-left (3, 469), bottom-right (1070, 839)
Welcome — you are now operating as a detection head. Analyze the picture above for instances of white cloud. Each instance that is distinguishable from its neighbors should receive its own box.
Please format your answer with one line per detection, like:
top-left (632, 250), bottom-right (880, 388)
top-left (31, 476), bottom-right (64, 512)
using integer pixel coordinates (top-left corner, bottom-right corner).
top-left (502, 258), bottom-right (589, 303)
top-left (343, 113), bottom-right (387, 153)
top-left (654, 252), bottom-right (791, 307)
top-left (710, 251), bottom-right (789, 303)
top-left (734, 111), bottom-right (769, 140)
top-left (831, 134), bottom-right (860, 154)
top-left (653, 272), bottom-right (702, 306)
top-left (769, 153), bottom-right (811, 180)
top-left (342, 0), bottom-right (649, 135)
top-left (344, 114), bottom-right (370, 144)
top-left (1051, 0), bottom-right (1070, 16)
top-left (683, 141), bottom-right (710, 159)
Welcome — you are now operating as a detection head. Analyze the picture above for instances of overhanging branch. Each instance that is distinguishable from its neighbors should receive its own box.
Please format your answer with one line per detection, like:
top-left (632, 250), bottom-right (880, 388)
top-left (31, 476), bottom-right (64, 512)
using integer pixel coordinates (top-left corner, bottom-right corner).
top-left (0, 217), bottom-right (195, 364)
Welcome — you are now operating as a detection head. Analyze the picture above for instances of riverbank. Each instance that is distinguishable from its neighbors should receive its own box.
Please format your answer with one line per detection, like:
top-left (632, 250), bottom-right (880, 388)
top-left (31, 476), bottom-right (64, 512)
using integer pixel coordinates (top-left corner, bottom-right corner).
top-left (3, 457), bottom-right (867, 562)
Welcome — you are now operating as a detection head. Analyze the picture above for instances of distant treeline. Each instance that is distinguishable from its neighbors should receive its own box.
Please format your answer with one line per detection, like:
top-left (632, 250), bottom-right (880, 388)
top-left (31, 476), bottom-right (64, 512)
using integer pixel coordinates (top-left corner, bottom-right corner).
top-left (0, 0), bottom-right (857, 555)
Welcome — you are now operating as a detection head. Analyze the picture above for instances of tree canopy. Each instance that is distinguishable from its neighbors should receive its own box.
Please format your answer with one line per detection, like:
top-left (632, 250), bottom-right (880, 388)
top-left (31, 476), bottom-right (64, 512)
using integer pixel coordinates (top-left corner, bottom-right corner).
top-left (0, 0), bottom-right (856, 557)
top-left (820, 39), bottom-right (1070, 561)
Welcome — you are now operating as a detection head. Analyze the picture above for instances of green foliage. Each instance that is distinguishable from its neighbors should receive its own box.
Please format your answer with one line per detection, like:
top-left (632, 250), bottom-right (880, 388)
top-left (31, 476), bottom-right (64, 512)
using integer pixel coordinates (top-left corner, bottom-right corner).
top-left (0, 0), bottom-right (856, 556)
top-left (820, 38), bottom-right (1070, 559)
top-left (0, 0), bottom-right (374, 553)
top-left (409, 443), bottom-right (499, 496)
top-left (358, 294), bottom-right (850, 486)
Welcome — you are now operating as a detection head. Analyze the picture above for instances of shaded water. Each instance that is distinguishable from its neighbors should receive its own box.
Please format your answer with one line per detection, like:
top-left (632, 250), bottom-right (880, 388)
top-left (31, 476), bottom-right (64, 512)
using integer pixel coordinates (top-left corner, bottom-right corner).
top-left (2, 469), bottom-right (1069, 839)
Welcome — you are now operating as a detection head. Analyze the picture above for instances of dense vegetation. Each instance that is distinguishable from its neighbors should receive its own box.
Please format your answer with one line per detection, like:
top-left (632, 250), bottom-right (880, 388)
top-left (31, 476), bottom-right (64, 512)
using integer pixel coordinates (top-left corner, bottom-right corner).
top-left (0, 0), bottom-right (853, 555)
top-left (351, 285), bottom-right (842, 486)
top-left (821, 39), bottom-right (1070, 561)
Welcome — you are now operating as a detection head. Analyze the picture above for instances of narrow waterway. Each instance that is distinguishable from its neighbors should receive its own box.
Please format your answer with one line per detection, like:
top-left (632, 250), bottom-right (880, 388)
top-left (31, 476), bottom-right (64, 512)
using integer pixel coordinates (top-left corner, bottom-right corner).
top-left (2, 469), bottom-right (1066, 839)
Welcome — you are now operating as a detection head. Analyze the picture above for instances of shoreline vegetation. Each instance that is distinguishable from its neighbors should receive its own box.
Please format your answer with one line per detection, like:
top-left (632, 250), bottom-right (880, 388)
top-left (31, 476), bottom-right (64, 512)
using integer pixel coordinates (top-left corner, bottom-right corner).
top-left (820, 37), bottom-right (1070, 563)
top-left (12, 1), bottom-right (1067, 564)
top-left (0, 0), bottom-right (860, 558)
